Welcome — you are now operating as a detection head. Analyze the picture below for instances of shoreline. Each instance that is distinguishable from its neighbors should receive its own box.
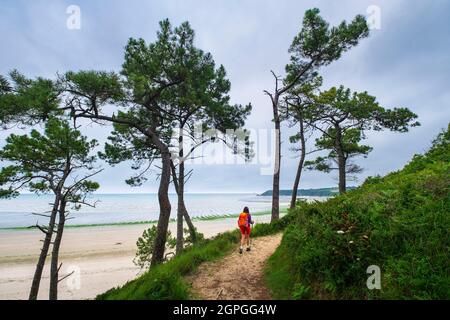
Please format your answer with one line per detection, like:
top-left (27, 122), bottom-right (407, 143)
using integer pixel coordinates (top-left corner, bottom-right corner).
top-left (0, 211), bottom-right (286, 300)
top-left (0, 207), bottom-right (289, 231)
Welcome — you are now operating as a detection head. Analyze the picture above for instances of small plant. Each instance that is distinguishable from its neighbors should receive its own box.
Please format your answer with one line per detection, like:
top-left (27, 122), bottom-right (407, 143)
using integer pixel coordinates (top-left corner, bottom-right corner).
top-left (134, 226), bottom-right (205, 270)
top-left (134, 226), bottom-right (177, 270)
top-left (292, 284), bottom-right (310, 299)
top-left (183, 227), bottom-right (205, 247)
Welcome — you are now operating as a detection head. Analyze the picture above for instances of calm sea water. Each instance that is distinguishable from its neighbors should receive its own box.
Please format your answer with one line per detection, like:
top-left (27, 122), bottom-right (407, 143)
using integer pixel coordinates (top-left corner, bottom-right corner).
top-left (0, 193), bottom-right (292, 228)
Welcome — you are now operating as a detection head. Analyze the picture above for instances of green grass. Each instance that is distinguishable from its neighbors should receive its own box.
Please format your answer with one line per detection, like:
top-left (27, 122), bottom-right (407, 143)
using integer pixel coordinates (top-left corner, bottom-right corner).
top-left (264, 241), bottom-right (298, 299)
top-left (97, 214), bottom-right (292, 300)
top-left (0, 208), bottom-right (288, 231)
top-left (265, 125), bottom-right (450, 300)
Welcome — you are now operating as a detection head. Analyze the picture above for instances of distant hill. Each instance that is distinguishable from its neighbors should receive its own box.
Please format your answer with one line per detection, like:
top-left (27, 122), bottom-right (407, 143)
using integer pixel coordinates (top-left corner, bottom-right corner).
top-left (259, 187), bottom-right (356, 197)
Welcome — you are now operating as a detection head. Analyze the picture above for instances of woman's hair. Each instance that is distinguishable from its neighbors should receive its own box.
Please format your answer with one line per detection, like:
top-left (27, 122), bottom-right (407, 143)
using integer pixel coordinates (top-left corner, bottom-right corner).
top-left (243, 206), bottom-right (249, 213)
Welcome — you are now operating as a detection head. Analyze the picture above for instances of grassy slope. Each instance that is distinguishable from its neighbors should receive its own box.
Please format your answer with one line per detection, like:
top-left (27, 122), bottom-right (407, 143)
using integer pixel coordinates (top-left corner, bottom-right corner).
top-left (97, 210), bottom-right (292, 300)
top-left (265, 125), bottom-right (450, 299)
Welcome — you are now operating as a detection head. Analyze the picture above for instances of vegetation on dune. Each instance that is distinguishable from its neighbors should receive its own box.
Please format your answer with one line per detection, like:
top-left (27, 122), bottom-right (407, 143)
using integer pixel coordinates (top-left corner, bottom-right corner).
top-left (265, 125), bottom-right (450, 299)
top-left (133, 225), bottom-right (205, 270)
top-left (97, 215), bottom-right (293, 300)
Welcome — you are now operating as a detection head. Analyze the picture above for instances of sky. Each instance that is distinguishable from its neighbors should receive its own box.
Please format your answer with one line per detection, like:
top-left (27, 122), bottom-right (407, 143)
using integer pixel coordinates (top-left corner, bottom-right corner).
top-left (0, 0), bottom-right (449, 193)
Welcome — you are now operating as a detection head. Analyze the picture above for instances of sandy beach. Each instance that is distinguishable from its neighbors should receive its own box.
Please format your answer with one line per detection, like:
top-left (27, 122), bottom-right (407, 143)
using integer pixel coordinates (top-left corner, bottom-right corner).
top-left (0, 214), bottom-right (273, 300)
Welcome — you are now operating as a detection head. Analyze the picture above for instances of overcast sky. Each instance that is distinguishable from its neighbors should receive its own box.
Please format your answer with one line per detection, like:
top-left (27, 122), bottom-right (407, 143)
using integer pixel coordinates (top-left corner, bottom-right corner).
top-left (1, 0), bottom-right (449, 193)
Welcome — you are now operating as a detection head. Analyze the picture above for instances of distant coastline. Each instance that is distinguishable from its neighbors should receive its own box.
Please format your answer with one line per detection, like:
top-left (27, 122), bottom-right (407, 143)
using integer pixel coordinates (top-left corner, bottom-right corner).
top-left (0, 193), bottom-right (282, 229)
top-left (258, 187), bottom-right (356, 197)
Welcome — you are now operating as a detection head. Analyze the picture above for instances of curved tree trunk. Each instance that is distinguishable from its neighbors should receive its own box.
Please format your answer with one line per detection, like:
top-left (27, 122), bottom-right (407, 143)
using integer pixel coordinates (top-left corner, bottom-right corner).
top-left (151, 147), bottom-right (172, 266)
top-left (170, 160), bottom-right (197, 245)
top-left (49, 199), bottom-right (67, 300)
top-left (176, 132), bottom-right (185, 254)
top-left (29, 193), bottom-right (60, 300)
top-left (290, 120), bottom-right (306, 209)
top-left (181, 203), bottom-right (196, 243)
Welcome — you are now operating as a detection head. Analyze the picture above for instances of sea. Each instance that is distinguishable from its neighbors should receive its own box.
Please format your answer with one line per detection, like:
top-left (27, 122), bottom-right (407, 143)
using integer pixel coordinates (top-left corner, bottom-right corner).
top-left (0, 193), bottom-right (297, 229)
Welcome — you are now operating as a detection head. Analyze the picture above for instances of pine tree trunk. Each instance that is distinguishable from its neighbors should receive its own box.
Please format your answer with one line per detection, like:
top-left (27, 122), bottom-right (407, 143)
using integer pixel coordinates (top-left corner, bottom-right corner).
top-left (151, 148), bottom-right (172, 266)
top-left (176, 132), bottom-right (184, 254)
top-left (290, 120), bottom-right (306, 209)
top-left (271, 101), bottom-right (281, 222)
top-left (29, 194), bottom-right (60, 300)
top-left (337, 153), bottom-right (347, 194)
top-left (181, 203), bottom-right (196, 244)
top-left (170, 159), bottom-right (197, 244)
top-left (49, 199), bottom-right (67, 300)
top-left (335, 126), bottom-right (347, 194)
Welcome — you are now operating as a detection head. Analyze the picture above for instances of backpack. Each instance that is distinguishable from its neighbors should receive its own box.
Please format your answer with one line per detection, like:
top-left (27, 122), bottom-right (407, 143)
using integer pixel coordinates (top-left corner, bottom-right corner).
top-left (238, 212), bottom-right (248, 227)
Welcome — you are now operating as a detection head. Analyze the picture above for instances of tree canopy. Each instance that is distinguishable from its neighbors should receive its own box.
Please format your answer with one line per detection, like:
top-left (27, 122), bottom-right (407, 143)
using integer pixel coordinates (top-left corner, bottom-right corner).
top-left (305, 85), bottom-right (420, 192)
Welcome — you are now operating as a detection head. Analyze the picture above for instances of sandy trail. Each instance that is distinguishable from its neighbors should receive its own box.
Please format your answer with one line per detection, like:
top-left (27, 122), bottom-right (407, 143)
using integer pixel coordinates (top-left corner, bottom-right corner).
top-left (186, 233), bottom-right (282, 300)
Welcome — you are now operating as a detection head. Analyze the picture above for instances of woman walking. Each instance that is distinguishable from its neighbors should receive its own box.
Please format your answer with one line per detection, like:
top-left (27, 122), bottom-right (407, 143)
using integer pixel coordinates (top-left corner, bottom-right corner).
top-left (237, 206), bottom-right (254, 254)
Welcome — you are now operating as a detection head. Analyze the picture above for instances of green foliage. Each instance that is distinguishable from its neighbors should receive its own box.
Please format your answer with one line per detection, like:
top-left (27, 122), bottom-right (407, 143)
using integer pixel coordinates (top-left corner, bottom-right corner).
top-left (134, 226), bottom-right (177, 269)
top-left (0, 70), bottom-right (62, 126)
top-left (305, 128), bottom-right (372, 174)
top-left (61, 19), bottom-right (251, 186)
top-left (264, 242), bottom-right (296, 299)
top-left (305, 85), bottom-right (419, 185)
top-left (285, 8), bottom-right (369, 82)
top-left (292, 284), bottom-right (311, 300)
top-left (97, 215), bottom-right (290, 300)
top-left (0, 117), bottom-right (99, 198)
top-left (313, 86), bottom-right (420, 133)
top-left (99, 230), bottom-right (241, 300)
top-left (183, 227), bottom-right (205, 246)
top-left (133, 225), bottom-right (205, 270)
top-left (281, 9), bottom-right (372, 193)
top-left (266, 125), bottom-right (450, 299)
top-left (64, 70), bottom-right (124, 104)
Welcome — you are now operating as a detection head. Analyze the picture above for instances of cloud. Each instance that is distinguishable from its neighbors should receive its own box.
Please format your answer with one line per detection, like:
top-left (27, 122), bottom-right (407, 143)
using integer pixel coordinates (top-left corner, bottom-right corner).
top-left (0, 0), bottom-right (449, 193)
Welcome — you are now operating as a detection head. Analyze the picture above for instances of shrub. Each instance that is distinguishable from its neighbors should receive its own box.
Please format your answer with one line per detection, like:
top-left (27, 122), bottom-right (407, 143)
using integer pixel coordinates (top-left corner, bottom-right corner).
top-left (97, 213), bottom-right (292, 300)
top-left (133, 226), bottom-right (205, 270)
top-left (266, 125), bottom-right (450, 299)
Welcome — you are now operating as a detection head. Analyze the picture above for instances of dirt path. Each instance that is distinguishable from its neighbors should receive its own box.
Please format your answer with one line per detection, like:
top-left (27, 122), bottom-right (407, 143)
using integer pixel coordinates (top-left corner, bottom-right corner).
top-left (185, 233), bottom-right (282, 300)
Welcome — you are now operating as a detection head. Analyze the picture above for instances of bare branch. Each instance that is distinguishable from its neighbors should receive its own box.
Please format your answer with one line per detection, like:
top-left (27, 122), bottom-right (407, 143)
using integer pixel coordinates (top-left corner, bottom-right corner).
top-left (65, 168), bottom-right (104, 195)
top-left (58, 270), bottom-right (75, 283)
top-left (35, 224), bottom-right (49, 235)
